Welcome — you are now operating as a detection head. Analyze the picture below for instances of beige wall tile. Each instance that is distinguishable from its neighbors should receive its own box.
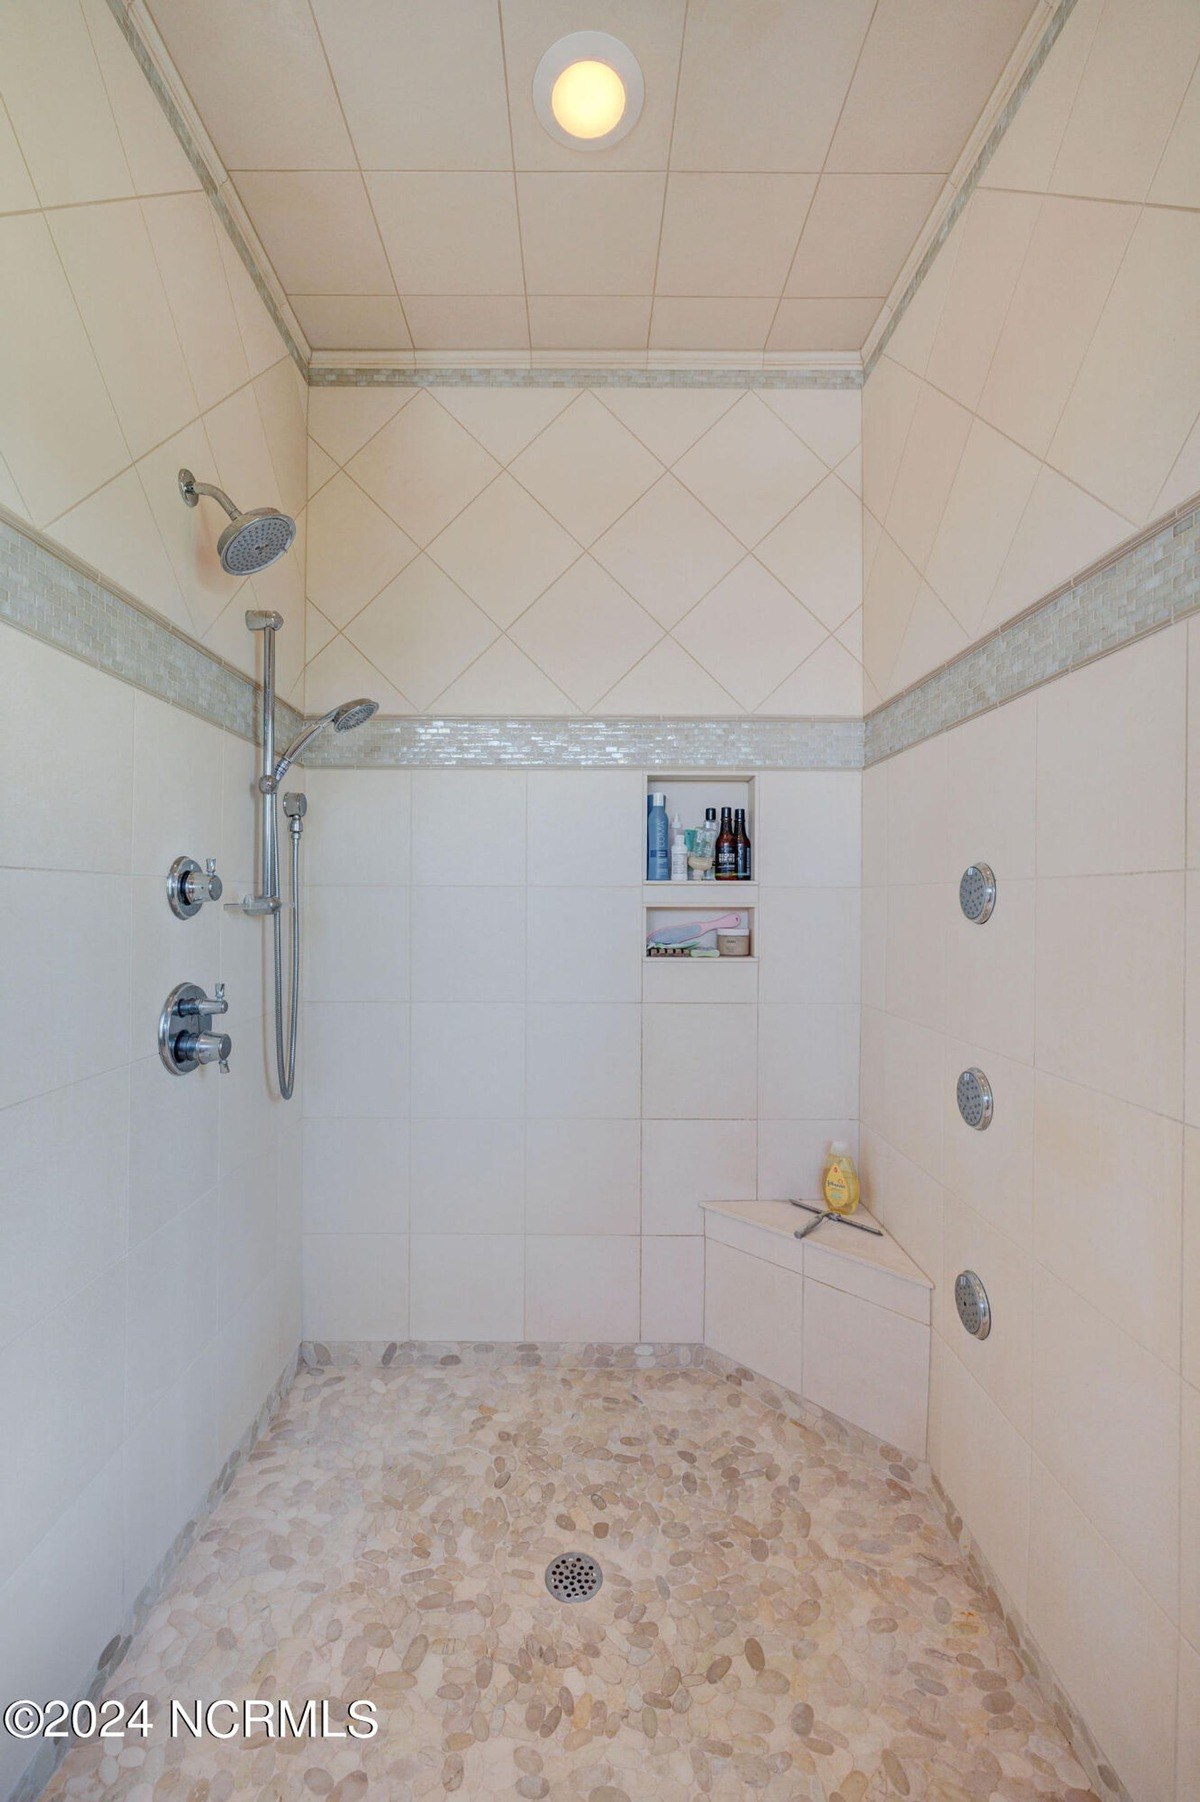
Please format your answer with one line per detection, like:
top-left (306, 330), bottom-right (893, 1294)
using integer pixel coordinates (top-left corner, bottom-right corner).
top-left (428, 474), bottom-right (577, 630)
top-left (924, 419), bottom-right (1039, 639)
top-left (350, 391), bottom-right (499, 546)
top-left (1032, 1267), bottom-right (1180, 1617)
top-left (884, 384), bottom-right (972, 573)
top-left (1027, 1459), bottom-right (1178, 1802)
top-left (1036, 626), bottom-right (1187, 878)
top-left (1049, 207), bottom-right (1200, 522)
top-left (884, 883), bottom-right (945, 1032)
top-left (938, 1350), bottom-right (1030, 1614)
top-left (944, 878), bottom-right (1035, 1063)
top-left (348, 555), bottom-right (497, 709)
top-left (592, 474), bottom-right (742, 631)
top-left (924, 190), bottom-right (1041, 413)
top-left (1035, 1073), bottom-right (1183, 1367)
top-left (509, 394), bottom-right (659, 546)
top-left (756, 474), bottom-right (861, 632)
top-left (509, 557), bottom-right (660, 710)
top-left (306, 472), bottom-right (416, 628)
top-left (704, 1239), bottom-right (804, 1395)
top-left (1035, 873), bottom-right (1184, 1115)
top-left (1187, 1130), bottom-right (1200, 1390)
top-left (674, 559), bottom-right (824, 712)
top-left (0, 0), bottom-right (131, 207)
top-left (675, 395), bottom-right (826, 548)
top-left (144, 193), bottom-right (250, 413)
top-left (786, 174), bottom-right (943, 301)
top-left (0, 212), bottom-right (128, 526)
top-left (1049, 0), bottom-right (1200, 202)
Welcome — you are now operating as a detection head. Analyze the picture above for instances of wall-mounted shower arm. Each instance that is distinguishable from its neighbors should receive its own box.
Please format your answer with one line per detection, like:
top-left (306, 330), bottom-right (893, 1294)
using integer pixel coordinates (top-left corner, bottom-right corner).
top-left (178, 471), bottom-right (240, 521)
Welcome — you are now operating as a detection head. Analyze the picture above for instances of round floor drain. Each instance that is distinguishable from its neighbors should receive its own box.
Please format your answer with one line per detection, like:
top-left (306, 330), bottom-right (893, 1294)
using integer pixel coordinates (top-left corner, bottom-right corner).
top-left (545, 1552), bottom-right (603, 1603)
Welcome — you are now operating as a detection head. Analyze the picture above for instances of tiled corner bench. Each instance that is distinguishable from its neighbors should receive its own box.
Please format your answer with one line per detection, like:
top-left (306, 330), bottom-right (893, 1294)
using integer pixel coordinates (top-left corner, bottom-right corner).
top-left (701, 1200), bottom-right (932, 1460)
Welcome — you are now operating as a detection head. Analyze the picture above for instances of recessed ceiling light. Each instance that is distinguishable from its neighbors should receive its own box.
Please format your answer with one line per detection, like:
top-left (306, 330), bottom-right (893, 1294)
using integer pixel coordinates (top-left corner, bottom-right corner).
top-left (532, 31), bottom-right (644, 149)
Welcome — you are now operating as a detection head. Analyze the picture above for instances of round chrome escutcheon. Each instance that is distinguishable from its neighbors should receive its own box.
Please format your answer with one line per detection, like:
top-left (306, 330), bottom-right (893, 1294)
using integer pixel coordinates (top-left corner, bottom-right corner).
top-left (956, 1066), bottom-right (994, 1131)
top-left (955, 1270), bottom-right (992, 1340)
top-left (959, 862), bottom-right (997, 924)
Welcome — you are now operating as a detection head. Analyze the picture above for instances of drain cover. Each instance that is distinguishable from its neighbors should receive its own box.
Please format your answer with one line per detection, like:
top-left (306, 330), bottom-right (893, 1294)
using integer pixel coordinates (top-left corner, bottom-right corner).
top-left (545, 1552), bottom-right (603, 1603)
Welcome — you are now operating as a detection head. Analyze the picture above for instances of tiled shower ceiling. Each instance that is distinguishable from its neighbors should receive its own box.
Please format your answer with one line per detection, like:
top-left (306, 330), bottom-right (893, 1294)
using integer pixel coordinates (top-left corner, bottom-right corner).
top-left (143, 0), bottom-right (1044, 360)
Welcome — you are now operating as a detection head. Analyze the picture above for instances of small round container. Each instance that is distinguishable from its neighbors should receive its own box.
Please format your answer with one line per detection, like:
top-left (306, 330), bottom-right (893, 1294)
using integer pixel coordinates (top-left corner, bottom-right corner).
top-left (716, 925), bottom-right (750, 957)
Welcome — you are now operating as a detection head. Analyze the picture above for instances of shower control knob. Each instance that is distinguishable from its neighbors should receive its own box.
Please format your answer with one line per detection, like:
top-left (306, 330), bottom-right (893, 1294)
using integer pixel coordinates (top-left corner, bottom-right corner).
top-left (159, 982), bottom-right (233, 1076)
top-left (177, 1030), bottom-right (232, 1073)
top-left (167, 855), bottom-right (224, 919)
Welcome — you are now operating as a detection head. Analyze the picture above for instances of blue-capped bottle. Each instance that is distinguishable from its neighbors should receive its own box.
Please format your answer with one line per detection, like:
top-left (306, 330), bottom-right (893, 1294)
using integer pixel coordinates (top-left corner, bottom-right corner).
top-left (646, 791), bottom-right (669, 881)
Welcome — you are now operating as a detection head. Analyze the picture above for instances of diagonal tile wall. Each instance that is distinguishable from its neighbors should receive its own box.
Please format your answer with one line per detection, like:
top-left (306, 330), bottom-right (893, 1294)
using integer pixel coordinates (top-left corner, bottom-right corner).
top-left (305, 384), bottom-right (864, 719)
top-left (861, 0), bottom-right (1200, 710)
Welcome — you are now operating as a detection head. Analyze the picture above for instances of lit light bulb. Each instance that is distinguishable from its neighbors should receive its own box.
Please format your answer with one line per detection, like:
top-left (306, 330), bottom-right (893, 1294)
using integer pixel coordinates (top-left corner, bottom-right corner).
top-left (550, 58), bottom-right (627, 140)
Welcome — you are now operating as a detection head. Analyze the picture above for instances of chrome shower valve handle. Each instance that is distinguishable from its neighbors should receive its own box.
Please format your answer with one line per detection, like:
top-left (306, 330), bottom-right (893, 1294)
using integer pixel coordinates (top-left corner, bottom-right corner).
top-left (159, 982), bottom-right (233, 1076)
top-left (176, 982), bottom-right (228, 1018)
top-left (167, 855), bottom-right (224, 919)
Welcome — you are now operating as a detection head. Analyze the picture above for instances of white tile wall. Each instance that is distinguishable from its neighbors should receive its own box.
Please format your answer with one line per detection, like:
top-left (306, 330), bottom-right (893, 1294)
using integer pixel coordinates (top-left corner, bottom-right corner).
top-left (0, 625), bottom-right (295, 1802)
top-left (302, 767), bottom-right (862, 1346)
top-left (863, 617), bottom-right (1196, 1802)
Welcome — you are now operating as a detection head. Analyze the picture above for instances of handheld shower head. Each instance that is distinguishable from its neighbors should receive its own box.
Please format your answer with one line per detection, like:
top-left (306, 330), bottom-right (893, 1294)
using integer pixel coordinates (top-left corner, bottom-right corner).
top-left (178, 469), bottom-right (297, 575)
top-left (263, 697), bottom-right (379, 791)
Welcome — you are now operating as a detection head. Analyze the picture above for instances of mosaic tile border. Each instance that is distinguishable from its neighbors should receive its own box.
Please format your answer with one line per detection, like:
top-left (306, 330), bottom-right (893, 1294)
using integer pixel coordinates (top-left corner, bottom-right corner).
top-left (302, 713), bottom-right (865, 771)
top-left (103, 0), bottom-right (307, 377)
top-left (307, 364), bottom-right (863, 390)
top-left (930, 1473), bottom-right (1131, 1802)
top-left (863, 0), bottom-right (1080, 380)
top-left (10, 1353), bottom-right (299, 1802)
top-left (0, 514), bottom-right (302, 747)
top-left (865, 498), bottom-right (1200, 764)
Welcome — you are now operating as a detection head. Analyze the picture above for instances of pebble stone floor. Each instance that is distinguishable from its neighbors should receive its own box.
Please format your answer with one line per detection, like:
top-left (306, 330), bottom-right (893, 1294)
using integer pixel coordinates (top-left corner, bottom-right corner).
top-left (42, 1352), bottom-right (1099, 1802)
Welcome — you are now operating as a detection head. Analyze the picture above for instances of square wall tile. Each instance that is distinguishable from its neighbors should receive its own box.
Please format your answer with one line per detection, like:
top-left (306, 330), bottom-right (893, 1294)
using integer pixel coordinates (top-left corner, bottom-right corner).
top-left (758, 1005), bottom-right (859, 1121)
top-left (1035, 1074), bottom-right (1181, 1368)
top-left (641, 1119), bottom-right (756, 1234)
top-left (525, 1236), bottom-right (640, 1341)
top-left (943, 693), bottom-right (1036, 882)
top-left (642, 1005), bottom-right (757, 1119)
top-left (941, 1192), bottom-right (1032, 1437)
top-left (527, 770), bottom-right (644, 887)
top-left (411, 771), bottom-right (526, 885)
top-left (641, 1238), bottom-right (704, 1342)
top-left (757, 889), bottom-right (861, 1005)
top-left (756, 772), bottom-right (861, 887)
top-left (1031, 1268), bottom-right (1180, 1619)
top-left (302, 1117), bottom-right (408, 1234)
top-left (938, 1350), bottom-right (1030, 1615)
top-left (944, 879), bottom-right (1035, 1064)
top-left (411, 1003), bottom-right (525, 1118)
top-left (527, 888), bottom-right (640, 1004)
top-left (411, 886), bottom-right (526, 1003)
top-left (303, 1002), bottom-right (410, 1119)
top-left (1027, 1460), bottom-right (1177, 1802)
top-left (942, 1042), bottom-right (1034, 1248)
top-left (409, 1235), bottom-right (524, 1342)
top-left (1036, 628), bottom-right (1186, 878)
top-left (302, 1233), bottom-right (409, 1342)
top-left (302, 770), bottom-right (411, 887)
top-left (304, 886), bottom-right (409, 1004)
top-left (1036, 873), bottom-right (1184, 1116)
top-left (527, 1004), bottom-right (640, 1118)
top-left (410, 1118), bottom-right (523, 1234)
top-left (524, 1120), bottom-right (640, 1235)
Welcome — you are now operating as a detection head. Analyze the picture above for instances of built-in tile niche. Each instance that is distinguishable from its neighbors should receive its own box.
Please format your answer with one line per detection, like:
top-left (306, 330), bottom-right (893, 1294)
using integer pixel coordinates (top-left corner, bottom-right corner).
top-left (644, 772), bottom-right (758, 966)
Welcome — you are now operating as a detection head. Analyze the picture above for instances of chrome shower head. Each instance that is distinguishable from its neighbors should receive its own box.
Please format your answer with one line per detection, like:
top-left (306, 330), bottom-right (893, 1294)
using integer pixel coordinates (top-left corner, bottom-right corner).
top-left (178, 468), bottom-right (297, 575)
top-left (333, 699), bottom-right (378, 733)
top-left (264, 697), bottom-right (379, 791)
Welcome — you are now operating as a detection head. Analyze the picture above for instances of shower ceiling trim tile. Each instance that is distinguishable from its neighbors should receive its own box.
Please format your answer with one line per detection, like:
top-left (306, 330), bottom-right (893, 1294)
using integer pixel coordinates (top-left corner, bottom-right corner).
top-left (110, 0), bottom-right (1068, 380)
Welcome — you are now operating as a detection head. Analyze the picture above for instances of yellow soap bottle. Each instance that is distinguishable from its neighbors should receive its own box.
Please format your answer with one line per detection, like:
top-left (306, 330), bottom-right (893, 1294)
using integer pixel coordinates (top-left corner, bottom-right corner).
top-left (822, 1141), bottom-right (861, 1215)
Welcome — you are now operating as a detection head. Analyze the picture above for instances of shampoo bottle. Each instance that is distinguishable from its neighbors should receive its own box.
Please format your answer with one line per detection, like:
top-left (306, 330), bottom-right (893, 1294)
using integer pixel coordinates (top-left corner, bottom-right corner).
top-left (647, 792), bottom-right (669, 881)
top-left (822, 1141), bottom-right (861, 1215)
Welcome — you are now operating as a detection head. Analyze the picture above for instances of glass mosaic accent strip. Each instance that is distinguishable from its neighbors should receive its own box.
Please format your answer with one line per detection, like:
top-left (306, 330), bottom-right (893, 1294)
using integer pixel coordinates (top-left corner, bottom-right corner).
top-left (307, 364), bottom-right (864, 390)
top-left (301, 713), bottom-right (865, 771)
top-left (866, 501), bottom-right (1200, 764)
top-left (864, 0), bottom-right (1080, 380)
top-left (0, 515), bottom-right (302, 745)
